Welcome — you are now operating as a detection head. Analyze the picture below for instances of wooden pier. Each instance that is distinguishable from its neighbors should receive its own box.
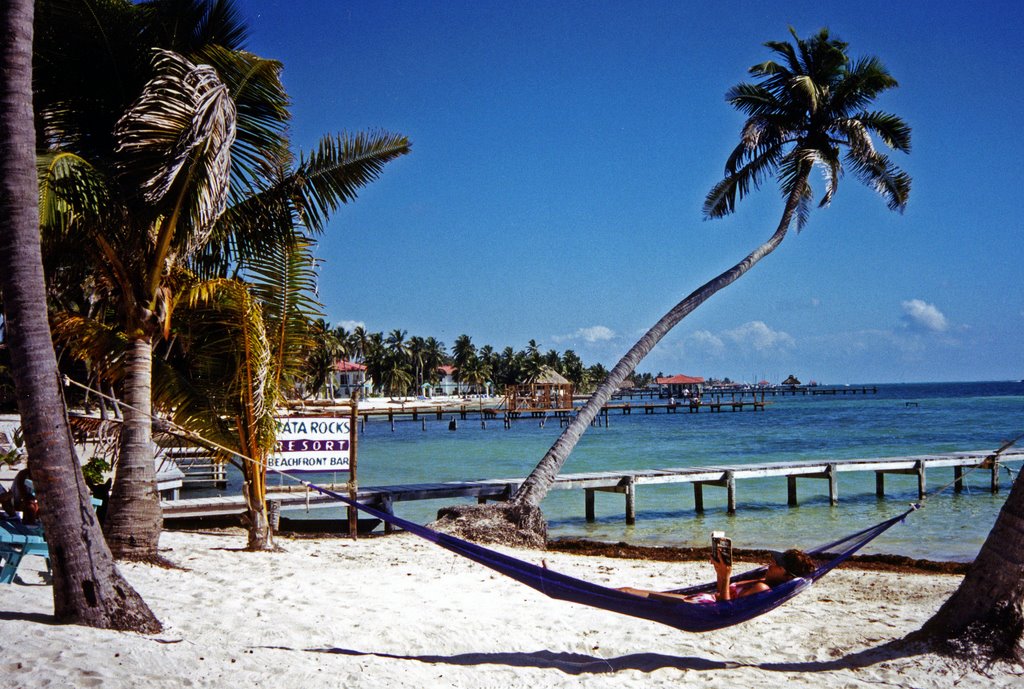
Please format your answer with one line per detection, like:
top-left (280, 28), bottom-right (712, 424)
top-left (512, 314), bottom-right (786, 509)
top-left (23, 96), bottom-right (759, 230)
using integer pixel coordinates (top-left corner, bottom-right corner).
top-left (161, 448), bottom-right (1023, 529)
top-left (346, 399), bottom-right (767, 430)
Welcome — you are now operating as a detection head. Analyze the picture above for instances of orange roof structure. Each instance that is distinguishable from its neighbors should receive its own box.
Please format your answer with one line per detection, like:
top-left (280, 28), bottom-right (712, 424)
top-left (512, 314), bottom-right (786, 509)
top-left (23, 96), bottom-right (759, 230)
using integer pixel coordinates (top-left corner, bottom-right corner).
top-left (656, 374), bottom-right (705, 385)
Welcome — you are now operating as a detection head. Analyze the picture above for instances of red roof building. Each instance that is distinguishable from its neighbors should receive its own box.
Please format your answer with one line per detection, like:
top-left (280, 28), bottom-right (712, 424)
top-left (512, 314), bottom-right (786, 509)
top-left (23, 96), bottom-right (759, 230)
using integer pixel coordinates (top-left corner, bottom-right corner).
top-left (655, 374), bottom-right (705, 385)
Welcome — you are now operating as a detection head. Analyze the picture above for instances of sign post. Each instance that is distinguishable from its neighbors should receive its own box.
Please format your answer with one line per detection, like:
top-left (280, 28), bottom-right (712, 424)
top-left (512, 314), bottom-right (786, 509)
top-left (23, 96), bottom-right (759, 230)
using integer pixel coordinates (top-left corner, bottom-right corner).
top-left (270, 393), bottom-right (360, 537)
top-left (347, 391), bottom-right (360, 538)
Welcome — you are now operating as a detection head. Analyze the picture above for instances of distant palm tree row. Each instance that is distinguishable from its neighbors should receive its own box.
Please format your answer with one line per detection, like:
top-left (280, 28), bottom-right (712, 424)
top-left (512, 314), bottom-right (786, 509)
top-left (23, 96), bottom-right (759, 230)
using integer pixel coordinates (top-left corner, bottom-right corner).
top-left (302, 322), bottom-right (655, 399)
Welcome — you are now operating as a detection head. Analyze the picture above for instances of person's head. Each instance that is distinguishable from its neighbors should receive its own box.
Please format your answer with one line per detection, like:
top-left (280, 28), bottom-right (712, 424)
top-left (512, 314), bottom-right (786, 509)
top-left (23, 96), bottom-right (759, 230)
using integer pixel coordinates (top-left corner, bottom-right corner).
top-left (765, 549), bottom-right (815, 585)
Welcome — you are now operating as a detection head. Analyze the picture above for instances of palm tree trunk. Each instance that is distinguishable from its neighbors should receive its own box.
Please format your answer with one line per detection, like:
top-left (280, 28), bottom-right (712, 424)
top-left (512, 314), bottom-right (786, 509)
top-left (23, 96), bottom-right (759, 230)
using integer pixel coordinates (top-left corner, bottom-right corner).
top-left (0, 0), bottom-right (159, 631)
top-left (244, 447), bottom-right (272, 550)
top-left (512, 178), bottom-right (808, 508)
top-left (915, 470), bottom-right (1024, 660)
top-left (103, 335), bottom-right (163, 560)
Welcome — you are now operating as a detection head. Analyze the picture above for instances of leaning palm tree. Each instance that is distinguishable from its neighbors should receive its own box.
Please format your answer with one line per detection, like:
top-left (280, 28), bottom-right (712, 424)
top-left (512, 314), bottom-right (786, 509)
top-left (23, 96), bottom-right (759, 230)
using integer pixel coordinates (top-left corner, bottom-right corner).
top-left (0, 0), bottom-right (160, 630)
top-left (438, 27), bottom-right (911, 545)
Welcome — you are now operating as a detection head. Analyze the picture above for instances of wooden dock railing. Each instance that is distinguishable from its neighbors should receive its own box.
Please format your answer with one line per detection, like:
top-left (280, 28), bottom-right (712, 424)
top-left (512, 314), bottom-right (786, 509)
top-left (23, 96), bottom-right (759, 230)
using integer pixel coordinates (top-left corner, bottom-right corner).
top-left (161, 448), bottom-right (1023, 530)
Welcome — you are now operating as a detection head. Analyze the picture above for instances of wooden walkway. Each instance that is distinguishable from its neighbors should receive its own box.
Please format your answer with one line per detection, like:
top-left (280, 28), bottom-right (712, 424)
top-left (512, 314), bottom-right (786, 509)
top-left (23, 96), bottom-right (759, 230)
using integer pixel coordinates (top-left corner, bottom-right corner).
top-left (353, 399), bottom-right (766, 430)
top-left (161, 448), bottom-right (1024, 528)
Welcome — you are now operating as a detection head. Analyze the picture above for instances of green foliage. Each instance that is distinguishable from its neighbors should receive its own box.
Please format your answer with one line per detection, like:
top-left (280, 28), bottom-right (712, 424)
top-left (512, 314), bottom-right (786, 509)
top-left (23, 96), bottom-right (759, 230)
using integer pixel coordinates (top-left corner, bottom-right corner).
top-left (703, 27), bottom-right (911, 229)
top-left (0, 427), bottom-right (25, 467)
top-left (82, 456), bottom-right (111, 486)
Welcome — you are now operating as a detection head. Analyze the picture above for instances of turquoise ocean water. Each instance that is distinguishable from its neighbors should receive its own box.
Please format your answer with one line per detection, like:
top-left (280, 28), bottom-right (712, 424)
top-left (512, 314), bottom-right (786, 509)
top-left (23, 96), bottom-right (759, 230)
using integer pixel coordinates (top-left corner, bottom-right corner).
top-left (268, 381), bottom-right (1023, 562)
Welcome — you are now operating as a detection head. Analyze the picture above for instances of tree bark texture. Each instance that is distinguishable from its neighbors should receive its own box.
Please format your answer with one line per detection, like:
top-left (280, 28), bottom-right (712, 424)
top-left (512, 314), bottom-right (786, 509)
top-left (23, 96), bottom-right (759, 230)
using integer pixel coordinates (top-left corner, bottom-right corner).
top-left (103, 336), bottom-right (164, 560)
top-left (917, 469), bottom-right (1024, 660)
top-left (0, 0), bottom-right (160, 631)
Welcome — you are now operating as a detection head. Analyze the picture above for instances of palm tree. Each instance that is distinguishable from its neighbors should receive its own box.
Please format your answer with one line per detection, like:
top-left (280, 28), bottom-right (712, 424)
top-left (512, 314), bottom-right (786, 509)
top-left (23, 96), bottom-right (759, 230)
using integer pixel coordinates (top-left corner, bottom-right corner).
top-left (156, 235), bottom-right (319, 549)
top-left (380, 352), bottom-right (413, 399)
top-left (459, 355), bottom-right (492, 397)
top-left (422, 336), bottom-right (447, 387)
top-left (303, 318), bottom-right (343, 398)
top-left (439, 28), bottom-right (911, 544)
top-left (408, 335), bottom-right (426, 390)
top-left (915, 441), bottom-right (1024, 660)
top-left (37, 1), bottom-right (410, 559)
top-left (0, 0), bottom-right (159, 630)
top-left (452, 333), bottom-right (475, 394)
top-left (362, 331), bottom-right (386, 394)
top-left (386, 329), bottom-right (411, 367)
top-left (561, 349), bottom-right (585, 389)
top-left (521, 349), bottom-right (546, 383)
top-left (350, 325), bottom-right (369, 362)
top-left (35, 0), bottom-right (284, 560)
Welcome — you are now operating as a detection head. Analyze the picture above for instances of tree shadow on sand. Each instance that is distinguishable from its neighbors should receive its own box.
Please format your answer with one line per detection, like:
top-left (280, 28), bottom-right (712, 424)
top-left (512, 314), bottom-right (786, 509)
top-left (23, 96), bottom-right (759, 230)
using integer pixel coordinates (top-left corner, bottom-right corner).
top-left (259, 637), bottom-right (928, 676)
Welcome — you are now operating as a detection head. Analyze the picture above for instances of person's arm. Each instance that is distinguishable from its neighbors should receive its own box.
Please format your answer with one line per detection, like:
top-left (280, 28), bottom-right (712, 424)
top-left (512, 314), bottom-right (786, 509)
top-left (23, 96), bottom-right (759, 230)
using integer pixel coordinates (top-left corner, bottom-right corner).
top-left (712, 553), bottom-right (732, 600)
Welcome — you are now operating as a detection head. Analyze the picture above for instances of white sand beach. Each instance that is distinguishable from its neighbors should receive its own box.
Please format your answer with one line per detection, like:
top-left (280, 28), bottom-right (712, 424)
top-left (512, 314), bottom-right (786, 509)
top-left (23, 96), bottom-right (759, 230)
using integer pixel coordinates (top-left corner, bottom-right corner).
top-left (2, 529), bottom-right (1019, 688)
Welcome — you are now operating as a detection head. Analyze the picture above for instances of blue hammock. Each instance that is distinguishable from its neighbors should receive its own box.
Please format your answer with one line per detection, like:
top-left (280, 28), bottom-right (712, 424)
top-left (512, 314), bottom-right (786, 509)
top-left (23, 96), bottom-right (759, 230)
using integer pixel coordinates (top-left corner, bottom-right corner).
top-left (308, 483), bottom-right (915, 633)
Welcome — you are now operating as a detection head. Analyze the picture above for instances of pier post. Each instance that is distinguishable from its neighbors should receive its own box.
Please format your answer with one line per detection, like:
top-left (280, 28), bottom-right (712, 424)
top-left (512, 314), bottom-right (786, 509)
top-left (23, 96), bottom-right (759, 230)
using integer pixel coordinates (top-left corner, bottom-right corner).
top-left (268, 500), bottom-right (281, 533)
top-left (953, 465), bottom-right (964, 493)
top-left (827, 463), bottom-right (838, 505)
top-left (787, 476), bottom-right (798, 506)
top-left (915, 460), bottom-right (926, 499)
top-left (624, 478), bottom-right (636, 525)
top-left (726, 470), bottom-right (736, 514)
top-left (875, 471), bottom-right (885, 497)
top-left (379, 495), bottom-right (395, 535)
top-left (991, 461), bottom-right (1000, 493)
top-left (693, 483), bottom-right (704, 514)
top-left (585, 489), bottom-right (595, 522)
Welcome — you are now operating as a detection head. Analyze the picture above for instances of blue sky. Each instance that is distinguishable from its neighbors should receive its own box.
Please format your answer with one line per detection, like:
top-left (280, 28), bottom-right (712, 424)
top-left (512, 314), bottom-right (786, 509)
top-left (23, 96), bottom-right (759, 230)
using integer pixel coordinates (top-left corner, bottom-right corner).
top-left (245, 1), bottom-right (1023, 384)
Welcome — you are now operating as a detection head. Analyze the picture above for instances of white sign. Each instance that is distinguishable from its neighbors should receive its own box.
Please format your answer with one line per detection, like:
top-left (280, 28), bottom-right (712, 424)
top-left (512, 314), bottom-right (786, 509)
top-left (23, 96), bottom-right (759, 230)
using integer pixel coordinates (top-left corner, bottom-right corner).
top-left (269, 416), bottom-right (351, 472)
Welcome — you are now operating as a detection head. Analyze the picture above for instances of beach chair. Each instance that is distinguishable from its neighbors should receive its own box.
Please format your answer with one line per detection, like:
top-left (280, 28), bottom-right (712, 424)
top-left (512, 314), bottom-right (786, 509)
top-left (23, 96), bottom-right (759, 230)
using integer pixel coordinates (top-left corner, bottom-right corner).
top-left (0, 516), bottom-right (48, 584)
top-left (0, 497), bottom-right (103, 584)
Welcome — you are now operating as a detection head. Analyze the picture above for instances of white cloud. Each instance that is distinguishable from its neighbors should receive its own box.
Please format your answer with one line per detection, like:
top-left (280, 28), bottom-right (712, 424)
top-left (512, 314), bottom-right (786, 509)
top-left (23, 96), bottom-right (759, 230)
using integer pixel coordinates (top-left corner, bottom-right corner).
top-left (900, 299), bottom-right (948, 333)
top-left (553, 325), bottom-right (616, 344)
top-left (684, 330), bottom-right (725, 357)
top-left (337, 319), bottom-right (365, 331)
top-left (723, 321), bottom-right (795, 351)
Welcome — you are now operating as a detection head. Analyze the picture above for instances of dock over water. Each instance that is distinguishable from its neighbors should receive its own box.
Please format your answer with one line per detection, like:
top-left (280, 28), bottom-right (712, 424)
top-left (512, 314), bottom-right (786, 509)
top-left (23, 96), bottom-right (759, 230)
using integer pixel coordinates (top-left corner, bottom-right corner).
top-left (162, 447), bottom-right (1024, 529)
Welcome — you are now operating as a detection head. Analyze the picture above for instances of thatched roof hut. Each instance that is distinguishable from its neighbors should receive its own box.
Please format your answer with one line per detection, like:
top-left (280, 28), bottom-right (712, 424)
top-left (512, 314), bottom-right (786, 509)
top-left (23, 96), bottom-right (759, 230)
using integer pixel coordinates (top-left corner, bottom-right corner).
top-left (504, 366), bottom-right (573, 411)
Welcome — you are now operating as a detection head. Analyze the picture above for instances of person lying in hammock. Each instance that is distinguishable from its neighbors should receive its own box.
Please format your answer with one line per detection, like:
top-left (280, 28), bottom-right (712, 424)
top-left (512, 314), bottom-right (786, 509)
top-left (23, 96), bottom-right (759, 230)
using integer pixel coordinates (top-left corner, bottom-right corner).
top-left (618, 547), bottom-right (816, 603)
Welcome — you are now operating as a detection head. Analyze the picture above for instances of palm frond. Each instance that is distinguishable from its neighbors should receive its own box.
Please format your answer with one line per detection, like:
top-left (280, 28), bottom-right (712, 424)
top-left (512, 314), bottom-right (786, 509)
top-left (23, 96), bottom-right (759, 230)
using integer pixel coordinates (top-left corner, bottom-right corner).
top-left (139, 0), bottom-right (250, 53)
top-left (711, 27), bottom-right (910, 223)
top-left (155, 280), bottom-right (271, 455)
top-left (243, 233), bottom-right (323, 390)
top-left (114, 48), bottom-right (237, 251)
top-left (813, 145), bottom-right (843, 208)
top-left (177, 277), bottom-right (274, 431)
top-left (704, 144), bottom-right (786, 218)
top-left (726, 83), bottom-right (785, 118)
top-left (294, 131), bottom-right (412, 233)
top-left (852, 111), bottom-right (912, 153)
top-left (51, 313), bottom-right (129, 382)
top-left (776, 149), bottom-right (816, 228)
top-left (789, 74), bottom-right (820, 113)
top-left (844, 150), bottom-right (911, 212)
top-left (763, 35), bottom-right (802, 74)
top-left (37, 152), bottom-right (116, 234)
top-left (194, 44), bottom-right (290, 196)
